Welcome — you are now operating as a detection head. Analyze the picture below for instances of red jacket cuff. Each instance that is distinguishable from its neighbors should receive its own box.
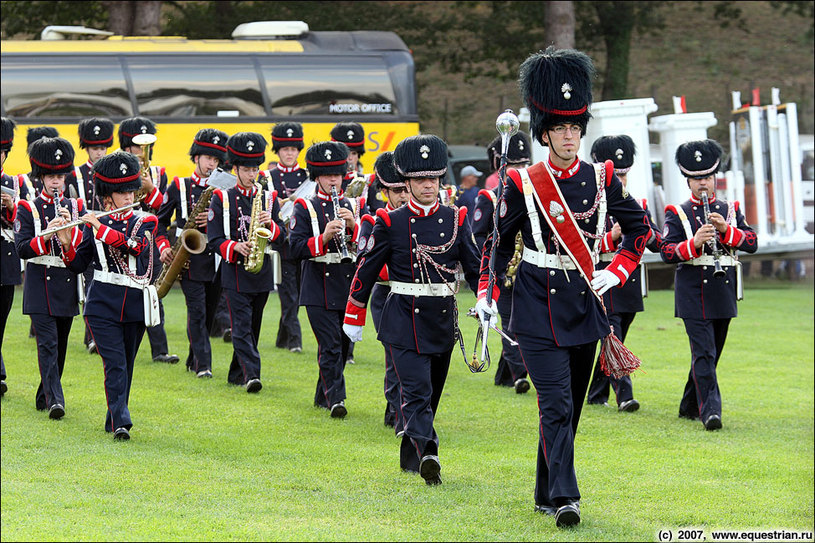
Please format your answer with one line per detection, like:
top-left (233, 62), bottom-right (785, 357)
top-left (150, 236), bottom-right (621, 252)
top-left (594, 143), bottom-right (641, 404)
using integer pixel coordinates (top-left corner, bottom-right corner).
top-left (607, 252), bottom-right (639, 286)
top-left (308, 235), bottom-right (325, 257)
top-left (220, 240), bottom-right (236, 263)
top-left (722, 225), bottom-right (745, 247)
top-left (344, 300), bottom-right (367, 326)
top-left (29, 236), bottom-right (48, 255)
top-left (477, 283), bottom-right (500, 303)
top-left (145, 186), bottom-right (163, 210)
top-left (601, 231), bottom-right (617, 253)
top-left (156, 237), bottom-right (171, 254)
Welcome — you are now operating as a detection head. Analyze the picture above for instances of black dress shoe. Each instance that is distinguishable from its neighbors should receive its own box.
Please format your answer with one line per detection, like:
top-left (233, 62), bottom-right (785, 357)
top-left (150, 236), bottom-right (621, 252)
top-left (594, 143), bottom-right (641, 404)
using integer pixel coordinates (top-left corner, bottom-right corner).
top-left (678, 410), bottom-right (700, 421)
top-left (555, 503), bottom-right (580, 527)
top-left (534, 504), bottom-right (557, 516)
top-left (245, 378), bottom-right (262, 393)
top-left (419, 455), bottom-right (442, 485)
top-left (222, 329), bottom-right (232, 343)
top-left (0, 380), bottom-right (7, 396)
top-left (330, 401), bottom-right (347, 418)
top-left (514, 378), bottom-right (530, 394)
top-left (153, 353), bottom-right (180, 364)
top-left (113, 427), bottom-right (130, 441)
top-left (48, 403), bottom-right (65, 420)
top-left (704, 414), bottom-right (722, 431)
top-left (87, 341), bottom-right (98, 354)
top-left (618, 399), bottom-right (640, 412)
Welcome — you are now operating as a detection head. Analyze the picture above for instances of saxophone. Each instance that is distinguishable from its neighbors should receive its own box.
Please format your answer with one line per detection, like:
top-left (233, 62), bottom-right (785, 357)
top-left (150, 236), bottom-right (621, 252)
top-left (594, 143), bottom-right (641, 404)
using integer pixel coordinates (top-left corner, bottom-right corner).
top-left (154, 184), bottom-right (213, 298)
top-left (244, 182), bottom-right (272, 274)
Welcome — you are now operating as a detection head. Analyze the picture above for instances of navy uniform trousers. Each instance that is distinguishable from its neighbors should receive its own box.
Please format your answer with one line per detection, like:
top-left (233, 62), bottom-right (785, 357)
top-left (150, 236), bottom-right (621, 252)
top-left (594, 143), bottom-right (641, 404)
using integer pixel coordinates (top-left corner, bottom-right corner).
top-left (370, 283), bottom-right (402, 433)
top-left (679, 318), bottom-right (730, 420)
top-left (305, 304), bottom-right (350, 408)
top-left (275, 256), bottom-right (302, 350)
top-left (182, 271), bottom-right (222, 373)
top-left (31, 315), bottom-right (73, 410)
top-left (493, 279), bottom-right (527, 386)
top-left (226, 290), bottom-right (269, 385)
top-left (86, 316), bottom-right (145, 431)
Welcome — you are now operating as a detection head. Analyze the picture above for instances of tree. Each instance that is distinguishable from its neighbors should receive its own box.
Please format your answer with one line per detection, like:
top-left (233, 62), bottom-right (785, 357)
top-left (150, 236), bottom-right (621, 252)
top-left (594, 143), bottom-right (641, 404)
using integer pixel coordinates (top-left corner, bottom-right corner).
top-left (544, 1), bottom-right (575, 49)
top-left (107, 1), bottom-right (162, 36)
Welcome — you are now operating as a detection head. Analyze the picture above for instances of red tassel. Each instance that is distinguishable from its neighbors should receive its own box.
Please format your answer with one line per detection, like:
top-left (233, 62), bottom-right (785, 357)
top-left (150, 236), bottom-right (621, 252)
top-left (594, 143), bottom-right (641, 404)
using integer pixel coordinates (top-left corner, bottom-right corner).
top-left (599, 331), bottom-right (641, 379)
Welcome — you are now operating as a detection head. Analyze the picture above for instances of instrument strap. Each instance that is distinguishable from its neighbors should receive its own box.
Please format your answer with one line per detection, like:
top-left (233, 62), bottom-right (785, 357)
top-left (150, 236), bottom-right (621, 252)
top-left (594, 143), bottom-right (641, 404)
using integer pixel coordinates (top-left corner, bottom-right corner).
top-left (222, 190), bottom-right (230, 239)
top-left (179, 177), bottom-right (188, 220)
top-left (74, 166), bottom-right (87, 201)
top-left (676, 204), bottom-right (694, 240)
top-left (303, 199), bottom-right (321, 239)
top-left (518, 168), bottom-right (547, 253)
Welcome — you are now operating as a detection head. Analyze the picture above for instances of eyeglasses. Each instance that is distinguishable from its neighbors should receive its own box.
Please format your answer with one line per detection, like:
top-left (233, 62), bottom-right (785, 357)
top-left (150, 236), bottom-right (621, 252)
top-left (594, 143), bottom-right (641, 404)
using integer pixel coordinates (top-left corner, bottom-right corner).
top-left (551, 125), bottom-right (582, 135)
top-left (388, 187), bottom-right (408, 194)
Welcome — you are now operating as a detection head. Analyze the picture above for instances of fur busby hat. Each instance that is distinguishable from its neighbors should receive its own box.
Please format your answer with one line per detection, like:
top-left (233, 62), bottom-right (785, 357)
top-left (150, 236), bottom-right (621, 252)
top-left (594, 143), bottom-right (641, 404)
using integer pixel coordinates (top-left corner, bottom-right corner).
top-left (373, 151), bottom-right (405, 190)
top-left (189, 128), bottom-right (228, 163)
top-left (271, 122), bottom-right (304, 153)
top-left (675, 139), bottom-right (723, 179)
top-left (305, 141), bottom-right (349, 179)
top-left (118, 116), bottom-right (157, 159)
top-left (330, 122), bottom-right (365, 156)
top-left (1, 117), bottom-right (15, 153)
top-left (28, 136), bottom-right (75, 178)
top-left (591, 135), bottom-right (636, 175)
top-left (393, 134), bottom-right (448, 178)
top-left (27, 126), bottom-right (59, 147)
top-left (519, 46), bottom-right (596, 145)
top-left (93, 151), bottom-right (142, 197)
top-left (226, 131), bottom-right (267, 168)
top-left (78, 117), bottom-right (114, 149)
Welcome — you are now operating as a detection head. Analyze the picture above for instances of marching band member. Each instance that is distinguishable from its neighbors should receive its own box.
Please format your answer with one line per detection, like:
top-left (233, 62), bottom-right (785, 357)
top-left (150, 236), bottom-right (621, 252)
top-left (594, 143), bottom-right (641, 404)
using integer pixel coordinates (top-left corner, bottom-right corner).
top-left (264, 122), bottom-right (308, 354)
top-left (66, 116), bottom-right (115, 355)
top-left (471, 132), bottom-right (532, 393)
top-left (207, 132), bottom-right (283, 393)
top-left (289, 141), bottom-right (357, 417)
top-left (1, 117), bottom-right (29, 397)
top-left (355, 151), bottom-right (409, 433)
top-left (119, 116), bottom-right (179, 365)
top-left (586, 135), bottom-right (662, 412)
top-left (61, 151), bottom-right (160, 440)
top-left (343, 135), bottom-right (481, 484)
top-left (660, 139), bottom-right (757, 431)
top-left (14, 137), bottom-right (83, 419)
top-left (477, 48), bottom-right (649, 526)
top-left (155, 128), bottom-right (228, 378)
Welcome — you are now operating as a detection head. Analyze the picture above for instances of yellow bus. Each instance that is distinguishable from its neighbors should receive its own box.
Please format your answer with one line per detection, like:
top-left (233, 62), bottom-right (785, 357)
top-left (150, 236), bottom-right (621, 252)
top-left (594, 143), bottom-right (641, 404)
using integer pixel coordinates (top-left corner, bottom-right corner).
top-left (1, 21), bottom-right (420, 178)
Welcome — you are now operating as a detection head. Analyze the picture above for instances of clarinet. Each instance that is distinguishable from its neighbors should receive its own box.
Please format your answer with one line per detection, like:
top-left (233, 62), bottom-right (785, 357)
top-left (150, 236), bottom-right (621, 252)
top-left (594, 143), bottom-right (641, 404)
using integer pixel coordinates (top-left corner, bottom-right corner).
top-left (330, 185), bottom-right (352, 264)
top-left (700, 191), bottom-right (726, 278)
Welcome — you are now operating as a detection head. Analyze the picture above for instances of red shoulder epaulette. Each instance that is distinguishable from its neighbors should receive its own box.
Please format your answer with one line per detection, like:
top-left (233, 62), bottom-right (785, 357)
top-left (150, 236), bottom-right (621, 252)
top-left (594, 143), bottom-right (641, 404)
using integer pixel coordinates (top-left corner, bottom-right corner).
top-left (604, 160), bottom-right (614, 187)
top-left (477, 188), bottom-right (493, 200)
top-left (665, 204), bottom-right (679, 216)
top-left (375, 207), bottom-right (391, 227)
top-left (508, 168), bottom-right (523, 192)
top-left (734, 201), bottom-right (740, 212)
top-left (360, 214), bottom-right (376, 226)
top-left (17, 199), bottom-right (32, 212)
top-left (458, 206), bottom-right (468, 226)
top-left (639, 198), bottom-right (648, 210)
top-left (172, 176), bottom-right (181, 190)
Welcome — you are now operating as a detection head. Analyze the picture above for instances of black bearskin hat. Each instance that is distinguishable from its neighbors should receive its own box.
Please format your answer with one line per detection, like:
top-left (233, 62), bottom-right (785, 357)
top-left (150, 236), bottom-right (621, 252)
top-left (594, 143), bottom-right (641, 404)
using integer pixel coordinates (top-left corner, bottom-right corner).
top-left (675, 139), bottom-right (723, 179)
top-left (330, 122), bottom-right (365, 156)
top-left (27, 126), bottom-right (59, 147)
top-left (271, 122), bottom-right (304, 153)
top-left (189, 128), bottom-right (228, 163)
top-left (393, 135), bottom-right (448, 178)
top-left (519, 46), bottom-right (596, 145)
top-left (28, 137), bottom-right (75, 178)
top-left (305, 141), bottom-right (349, 179)
top-left (78, 117), bottom-right (115, 149)
top-left (373, 151), bottom-right (405, 190)
top-left (591, 135), bottom-right (636, 174)
top-left (93, 151), bottom-right (142, 197)
top-left (226, 132), bottom-right (267, 168)
top-left (118, 116), bottom-right (157, 160)
top-left (1, 117), bottom-right (16, 153)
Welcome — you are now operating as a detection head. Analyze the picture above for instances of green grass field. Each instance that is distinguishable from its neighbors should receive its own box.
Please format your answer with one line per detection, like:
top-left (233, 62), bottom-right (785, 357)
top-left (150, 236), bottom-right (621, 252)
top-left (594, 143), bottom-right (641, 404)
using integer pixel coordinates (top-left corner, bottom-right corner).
top-left (1, 279), bottom-right (813, 541)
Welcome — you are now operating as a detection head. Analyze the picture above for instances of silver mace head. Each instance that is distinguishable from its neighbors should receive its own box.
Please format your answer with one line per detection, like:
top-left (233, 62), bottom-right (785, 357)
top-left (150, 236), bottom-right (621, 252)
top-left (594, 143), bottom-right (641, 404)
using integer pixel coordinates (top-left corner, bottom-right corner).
top-left (496, 109), bottom-right (520, 138)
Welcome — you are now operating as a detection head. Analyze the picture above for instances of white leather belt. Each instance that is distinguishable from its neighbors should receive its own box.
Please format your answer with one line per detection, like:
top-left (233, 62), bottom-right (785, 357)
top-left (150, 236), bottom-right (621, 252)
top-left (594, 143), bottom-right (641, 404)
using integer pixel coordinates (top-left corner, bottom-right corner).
top-left (522, 247), bottom-right (577, 270)
top-left (390, 281), bottom-right (455, 297)
top-left (94, 269), bottom-right (148, 290)
top-left (311, 253), bottom-right (356, 265)
top-left (690, 255), bottom-right (736, 267)
top-left (28, 255), bottom-right (66, 268)
top-left (1, 227), bottom-right (13, 242)
top-left (598, 253), bottom-right (614, 263)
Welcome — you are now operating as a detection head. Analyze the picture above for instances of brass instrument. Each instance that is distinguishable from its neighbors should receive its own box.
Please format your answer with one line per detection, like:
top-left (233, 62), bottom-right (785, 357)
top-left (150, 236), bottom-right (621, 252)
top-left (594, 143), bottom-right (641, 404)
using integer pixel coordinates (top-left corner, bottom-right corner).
top-left (154, 186), bottom-right (214, 298)
top-left (700, 191), bottom-right (726, 278)
top-left (345, 173), bottom-right (368, 198)
top-left (504, 232), bottom-right (524, 288)
top-left (245, 182), bottom-right (272, 274)
top-left (131, 133), bottom-right (157, 200)
top-left (330, 185), bottom-right (352, 264)
top-left (39, 202), bottom-right (142, 236)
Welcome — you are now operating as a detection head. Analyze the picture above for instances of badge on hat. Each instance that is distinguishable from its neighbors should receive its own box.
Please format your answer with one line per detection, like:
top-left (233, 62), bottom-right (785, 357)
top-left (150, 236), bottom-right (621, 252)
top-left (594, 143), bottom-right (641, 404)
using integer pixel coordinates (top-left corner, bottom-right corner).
top-left (561, 83), bottom-right (572, 100)
top-left (420, 145), bottom-right (430, 160)
top-left (325, 149), bottom-right (333, 160)
top-left (212, 135), bottom-right (221, 145)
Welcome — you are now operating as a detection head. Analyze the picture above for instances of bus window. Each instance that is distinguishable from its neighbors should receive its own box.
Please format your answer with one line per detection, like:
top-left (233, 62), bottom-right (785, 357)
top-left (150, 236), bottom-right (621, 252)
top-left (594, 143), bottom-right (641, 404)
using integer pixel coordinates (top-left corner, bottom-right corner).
top-left (127, 55), bottom-right (266, 117)
top-left (1, 55), bottom-right (131, 118)
top-left (260, 56), bottom-right (398, 117)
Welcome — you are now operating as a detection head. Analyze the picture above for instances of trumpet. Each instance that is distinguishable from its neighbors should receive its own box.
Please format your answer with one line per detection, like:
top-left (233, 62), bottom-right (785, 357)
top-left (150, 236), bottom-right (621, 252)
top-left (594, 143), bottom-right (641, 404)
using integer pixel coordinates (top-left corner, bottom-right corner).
top-left (39, 202), bottom-right (142, 237)
top-left (700, 191), bottom-right (726, 278)
top-left (131, 133), bottom-right (157, 200)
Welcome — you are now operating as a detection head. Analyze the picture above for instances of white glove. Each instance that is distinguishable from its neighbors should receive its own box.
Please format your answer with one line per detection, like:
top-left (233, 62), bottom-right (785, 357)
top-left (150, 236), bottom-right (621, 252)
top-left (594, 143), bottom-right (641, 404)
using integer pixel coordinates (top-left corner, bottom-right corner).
top-left (475, 297), bottom-right (499, 329)
top-left (343, 323), bottom-right (364, 343)
top-left (591, 269), bottom-right (621, 296)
